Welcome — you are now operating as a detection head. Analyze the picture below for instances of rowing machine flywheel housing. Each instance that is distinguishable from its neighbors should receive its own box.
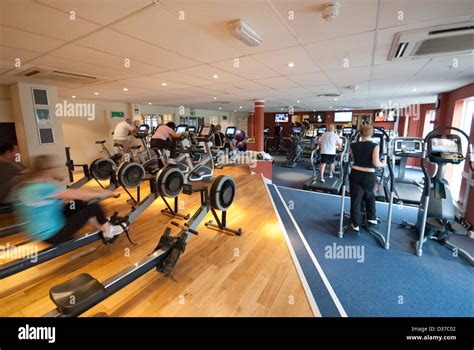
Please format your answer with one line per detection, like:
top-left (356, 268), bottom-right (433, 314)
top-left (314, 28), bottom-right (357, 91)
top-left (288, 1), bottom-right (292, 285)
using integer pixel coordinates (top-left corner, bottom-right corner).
top-left (210, 175), bottom-right (236, 211)
top-left (156, 166), bottom-right (185, 198)
top-left (117, 162), bottom-right (146, 188)
top-left (89, 158), bottom-right (116, 181)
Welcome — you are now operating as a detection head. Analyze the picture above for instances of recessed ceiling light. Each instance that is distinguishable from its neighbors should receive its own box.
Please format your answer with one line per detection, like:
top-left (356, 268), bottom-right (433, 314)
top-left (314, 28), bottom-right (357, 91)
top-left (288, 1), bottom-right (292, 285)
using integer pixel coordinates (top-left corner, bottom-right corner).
top-left (72, 95), bottom-right (76, 99)
top-left (329, 106), bottom-right (332, 109)
top-left (280, 108), bottom-right (284, 111)
top-left (296, 100), bottom-right (300, 103)
top-left (219, 107), bottom-right (222, 110)
top-left (123, 88), bottom-right (128, 91)
top-left (334, 98), bottom-right (338, 101)
top-left (213, 74), bottom-right (219, 79)
top-left (162, 82), bottom-right (167, 86)
top-left (234, 110), bottom-right (237, 112)
top-left (288, 62), bottom-right (295, 68)
top-left (412, 88), bottom-right (417, 91)
top-left (148, 102), bottom-right (152, 105)
top-left (213, 97), bottom-right (217, 100)
top-left (239, 106), bottom-right (242, 109)
top-left (313, 109), bottom-right (316, 112)
top-left (94, 92), bottom-right (99, 95)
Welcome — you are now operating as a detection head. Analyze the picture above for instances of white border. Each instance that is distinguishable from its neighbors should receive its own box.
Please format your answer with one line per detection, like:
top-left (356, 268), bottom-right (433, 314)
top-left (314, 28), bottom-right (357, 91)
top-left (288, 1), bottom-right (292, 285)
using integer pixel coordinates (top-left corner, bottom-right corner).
top-left (273, 185), bottom-right (348, 317)
top-left (262, 177), bottom-right (320, 317)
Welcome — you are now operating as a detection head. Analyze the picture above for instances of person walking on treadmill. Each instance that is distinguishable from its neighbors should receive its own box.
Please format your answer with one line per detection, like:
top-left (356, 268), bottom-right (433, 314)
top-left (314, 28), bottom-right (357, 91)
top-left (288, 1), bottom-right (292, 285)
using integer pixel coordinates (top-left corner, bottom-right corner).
top-left (150, 121), bottom-right (188, 159)
top-left (318, 124), bottom-right (342, 182)
top-left (349, 125), bottom-right (386, 231)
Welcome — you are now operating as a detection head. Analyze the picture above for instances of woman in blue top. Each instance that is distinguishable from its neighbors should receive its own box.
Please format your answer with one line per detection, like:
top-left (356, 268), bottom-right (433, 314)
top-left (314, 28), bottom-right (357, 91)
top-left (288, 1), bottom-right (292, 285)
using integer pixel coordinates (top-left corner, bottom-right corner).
top-left (15, 155), bottom-right (123, 244)
top-left (349, 125), bottom-right (387, 231)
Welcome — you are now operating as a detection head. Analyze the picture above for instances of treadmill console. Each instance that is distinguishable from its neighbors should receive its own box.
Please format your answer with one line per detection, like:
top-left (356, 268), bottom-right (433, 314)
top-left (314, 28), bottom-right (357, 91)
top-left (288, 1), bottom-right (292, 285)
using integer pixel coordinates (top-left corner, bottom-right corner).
top-left (428, 134), bottom-right (464, 164)
top-left (188, 126), bottom-right (196, 133)
top-left (393, 138), bottom-right (424, 157)
top-left (225, 126), bottom-right (236, 137)
top-left (292, 126), bottom-right (302, 135)
top-left (318, 127), bottom-right (326, 135)
top-left (175, 124), bottom-right (188, 134)
top-left (305, 130), bottom-right (318, 138)
top-left (137, 124), bottom-right (150, 138)
top-left (198, 124), bottom-right (215, 141)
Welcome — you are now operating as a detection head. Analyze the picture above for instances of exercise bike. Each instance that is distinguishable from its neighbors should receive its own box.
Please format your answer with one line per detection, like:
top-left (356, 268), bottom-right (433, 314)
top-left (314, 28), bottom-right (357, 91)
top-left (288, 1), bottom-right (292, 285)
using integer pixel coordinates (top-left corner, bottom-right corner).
top-left (402, 126), bottom-right (474, 265)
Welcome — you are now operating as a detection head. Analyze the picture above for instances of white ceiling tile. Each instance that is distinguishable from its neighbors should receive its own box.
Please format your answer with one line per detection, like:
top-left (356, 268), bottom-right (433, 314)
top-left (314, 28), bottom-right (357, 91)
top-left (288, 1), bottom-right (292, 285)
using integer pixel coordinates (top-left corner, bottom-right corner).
top-left (178, 65), bottom-right (244, 83)
top-left (254, 76), bottom-right (299, 89)
top-left (271, 0), bottom-right (379, 44)
top-left (110, 4), bottom-right (243, 63)
top-left (0, 0), bottom-right (99, 41)
top-left (49, 44), bottom-right (166, 76)
top-left (251, 46), bottom-right (320, 74)
top-left (378, 0), bottom-right (474, 29)
top-left (76, 29), bottom-right (199, 70)
top-left (305, 32), bottom-right (375, 70)
top-left (210, 56), bottom-right (278, 80)
top-left (325, 66), bottom-right (372, 83)
top-left (37, 0), bottom-right (154, 25)
top-left (0, 26), bottom-right (64, 53)
top-left (158, 0), bottom-right (299, 56)
top-left (286, 71), bottom-right (332, 87)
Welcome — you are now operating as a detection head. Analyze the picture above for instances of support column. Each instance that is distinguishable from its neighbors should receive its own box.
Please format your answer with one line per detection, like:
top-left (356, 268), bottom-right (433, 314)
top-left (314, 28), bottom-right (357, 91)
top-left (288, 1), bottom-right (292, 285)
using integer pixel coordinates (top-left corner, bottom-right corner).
top-left (247, 112), bottom-right (255, 137)
top-left (254, 100), bottom-right (265, 152)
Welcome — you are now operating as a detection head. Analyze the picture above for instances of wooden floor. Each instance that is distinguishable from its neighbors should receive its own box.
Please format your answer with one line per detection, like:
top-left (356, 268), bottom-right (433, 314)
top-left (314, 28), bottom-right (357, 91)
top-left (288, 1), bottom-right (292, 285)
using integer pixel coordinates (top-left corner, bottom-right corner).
top-left (0, 165), bottom-right (314, 317)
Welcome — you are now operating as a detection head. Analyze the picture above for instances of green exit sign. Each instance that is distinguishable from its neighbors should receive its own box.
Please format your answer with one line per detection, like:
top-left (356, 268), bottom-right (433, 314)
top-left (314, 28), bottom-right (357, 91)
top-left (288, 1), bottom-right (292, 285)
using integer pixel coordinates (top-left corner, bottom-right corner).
top-left (222, 115), bottom-right (228, 120)
top-left (111, 111), bottom-right (125, 118)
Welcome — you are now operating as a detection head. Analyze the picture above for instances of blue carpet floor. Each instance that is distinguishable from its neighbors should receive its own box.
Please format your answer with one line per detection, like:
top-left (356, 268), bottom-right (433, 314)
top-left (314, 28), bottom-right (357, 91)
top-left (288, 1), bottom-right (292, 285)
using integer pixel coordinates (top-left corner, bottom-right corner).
top-left (269, 185), bottom-right (474, 317)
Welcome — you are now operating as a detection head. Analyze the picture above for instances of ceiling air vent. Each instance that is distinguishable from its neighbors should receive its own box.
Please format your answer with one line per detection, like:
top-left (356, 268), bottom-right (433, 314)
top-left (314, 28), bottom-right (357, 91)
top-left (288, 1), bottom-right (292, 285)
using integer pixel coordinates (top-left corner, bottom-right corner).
top-left (388, 21), bottom-right (474, 60)
top-left (18, 67), bottom-right (98, 84)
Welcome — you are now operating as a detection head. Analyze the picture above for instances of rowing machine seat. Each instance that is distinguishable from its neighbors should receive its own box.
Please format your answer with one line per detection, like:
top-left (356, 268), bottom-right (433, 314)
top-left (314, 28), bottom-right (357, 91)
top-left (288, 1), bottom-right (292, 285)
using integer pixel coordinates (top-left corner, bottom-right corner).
top-left (49, 273), bottom-right (105, 316)
top-left (95, 140), bottom-right (106, 144)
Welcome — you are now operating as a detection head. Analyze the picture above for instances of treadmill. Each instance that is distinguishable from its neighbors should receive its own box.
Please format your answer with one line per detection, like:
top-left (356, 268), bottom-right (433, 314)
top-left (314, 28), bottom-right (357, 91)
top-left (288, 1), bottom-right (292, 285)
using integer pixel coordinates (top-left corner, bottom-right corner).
top-left (303, 135), bottom-right (348, 194)
top-left (391, 137), bottom-right (424, 205)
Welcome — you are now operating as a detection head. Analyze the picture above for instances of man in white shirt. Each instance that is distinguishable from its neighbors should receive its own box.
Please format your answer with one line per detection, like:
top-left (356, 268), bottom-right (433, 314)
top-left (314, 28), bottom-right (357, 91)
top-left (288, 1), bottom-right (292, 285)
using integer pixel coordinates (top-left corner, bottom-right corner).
top-left (113, 117), bottom-right (136, 153)
top-left (318, 124), bottom-right (342, 182)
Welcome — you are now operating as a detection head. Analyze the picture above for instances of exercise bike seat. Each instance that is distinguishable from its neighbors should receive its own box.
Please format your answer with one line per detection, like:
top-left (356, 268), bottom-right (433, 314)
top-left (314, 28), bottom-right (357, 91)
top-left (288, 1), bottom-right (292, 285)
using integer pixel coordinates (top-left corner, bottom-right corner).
top-left (49, 273), bottom-right (105, 315)
top-left (95, 140), bottom-right (106, 144)
top-left (113, 143), bottom-right (124, 148)
top-left (130, 145), bottom-right (141, 150)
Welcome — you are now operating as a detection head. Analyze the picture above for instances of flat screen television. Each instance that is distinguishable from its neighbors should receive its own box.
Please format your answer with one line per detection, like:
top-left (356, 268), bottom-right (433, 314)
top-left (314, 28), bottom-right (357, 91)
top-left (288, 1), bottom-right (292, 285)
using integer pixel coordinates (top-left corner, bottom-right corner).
top-left (309, 112), bottom-right (325, 123)
top-left (334, 111), bottom-right (353, 123)
top-left (275, 113), bottom-right (289, 123)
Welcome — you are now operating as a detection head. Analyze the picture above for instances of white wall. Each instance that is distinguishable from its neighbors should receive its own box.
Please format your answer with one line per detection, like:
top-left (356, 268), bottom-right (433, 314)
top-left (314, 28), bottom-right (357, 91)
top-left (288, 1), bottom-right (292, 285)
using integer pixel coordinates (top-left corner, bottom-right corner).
top-left (59, 98), bottom-right (249, 164)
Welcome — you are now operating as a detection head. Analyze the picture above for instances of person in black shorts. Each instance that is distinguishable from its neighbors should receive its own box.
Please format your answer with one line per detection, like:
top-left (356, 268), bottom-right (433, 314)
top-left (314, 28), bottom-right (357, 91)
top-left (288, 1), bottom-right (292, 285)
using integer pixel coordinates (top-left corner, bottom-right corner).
top-left (318, 125), bottom-right (342, 182)
top-left (349, 125), bottom-right (386, 231)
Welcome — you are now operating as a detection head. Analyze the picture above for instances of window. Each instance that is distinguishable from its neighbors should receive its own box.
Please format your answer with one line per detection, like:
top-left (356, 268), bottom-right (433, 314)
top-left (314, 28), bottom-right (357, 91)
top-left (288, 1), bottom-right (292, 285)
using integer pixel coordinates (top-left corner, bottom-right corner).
top-left (451, 99), bottom-right (474, 204)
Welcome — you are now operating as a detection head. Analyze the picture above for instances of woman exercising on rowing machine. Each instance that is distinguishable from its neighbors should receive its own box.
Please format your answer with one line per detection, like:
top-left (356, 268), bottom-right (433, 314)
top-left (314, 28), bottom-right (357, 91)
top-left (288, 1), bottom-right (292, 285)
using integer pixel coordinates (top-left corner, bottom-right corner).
top-left (15, 155), bottom-right (124, 244)
top-left (349, 125), bottom-right (386, 232)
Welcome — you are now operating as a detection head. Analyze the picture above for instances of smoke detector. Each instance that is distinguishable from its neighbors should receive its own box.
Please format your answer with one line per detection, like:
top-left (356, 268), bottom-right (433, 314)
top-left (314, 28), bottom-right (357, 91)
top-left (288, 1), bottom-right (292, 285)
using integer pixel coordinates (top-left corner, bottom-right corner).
top-left (322, 3), bottom-right (340, 21)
